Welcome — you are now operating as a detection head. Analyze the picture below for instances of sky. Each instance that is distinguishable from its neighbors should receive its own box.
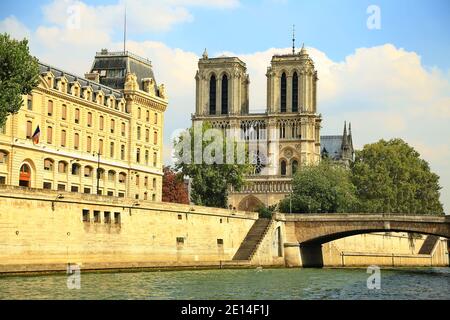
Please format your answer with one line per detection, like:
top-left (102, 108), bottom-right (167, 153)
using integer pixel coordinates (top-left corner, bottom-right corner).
top-left (1, 0), bottom-right (449, 213)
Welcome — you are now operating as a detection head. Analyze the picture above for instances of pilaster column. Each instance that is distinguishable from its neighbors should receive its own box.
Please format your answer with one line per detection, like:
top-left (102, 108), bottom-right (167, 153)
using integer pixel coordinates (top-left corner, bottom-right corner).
top-left (286, 75), bottom-right (293, 113)
top-left (217, 77), bottom-right (222, 116)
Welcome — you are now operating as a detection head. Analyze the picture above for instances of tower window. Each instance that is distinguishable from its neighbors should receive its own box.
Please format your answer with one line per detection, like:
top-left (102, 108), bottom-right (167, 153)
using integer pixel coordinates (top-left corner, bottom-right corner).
top-left (221, 74), bottom-right (228, 114)
top-left (292, 160), bottom-right (298, 175)
top-left (209, 75), bottom-right (216, 115)
top-left (280, 160), bottom-right (287, 176)
top-left (292, 72), bottom-right (298, 112)
top-left (280, 73), bottom-right (287, 113)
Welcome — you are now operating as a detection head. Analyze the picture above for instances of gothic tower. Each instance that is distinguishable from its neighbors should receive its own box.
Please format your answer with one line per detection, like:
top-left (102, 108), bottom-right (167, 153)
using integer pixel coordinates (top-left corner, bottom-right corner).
top-left (195, 49), bottom-right (250, 116)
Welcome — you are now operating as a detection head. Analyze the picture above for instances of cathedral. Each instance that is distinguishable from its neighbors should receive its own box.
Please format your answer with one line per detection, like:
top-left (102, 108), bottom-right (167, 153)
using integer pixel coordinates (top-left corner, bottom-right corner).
top-left (192, 44), bottom-right (354, 211)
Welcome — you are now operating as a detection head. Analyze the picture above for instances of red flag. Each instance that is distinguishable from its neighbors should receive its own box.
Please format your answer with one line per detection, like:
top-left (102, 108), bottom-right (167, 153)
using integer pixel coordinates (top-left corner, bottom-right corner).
top-left (31, 125), bottom-right (40, 144)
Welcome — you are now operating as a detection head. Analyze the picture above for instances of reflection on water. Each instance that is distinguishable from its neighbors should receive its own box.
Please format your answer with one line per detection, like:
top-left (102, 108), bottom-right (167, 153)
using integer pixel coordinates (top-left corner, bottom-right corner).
top-left (0, 267), bottom-right (449, 300)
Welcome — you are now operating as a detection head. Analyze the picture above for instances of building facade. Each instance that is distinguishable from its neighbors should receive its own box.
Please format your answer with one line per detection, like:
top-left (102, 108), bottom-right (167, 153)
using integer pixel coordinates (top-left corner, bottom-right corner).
top-left (192, 47), bottom-right (322, 211)
top-left (0, 50), bottom-right (167, 201)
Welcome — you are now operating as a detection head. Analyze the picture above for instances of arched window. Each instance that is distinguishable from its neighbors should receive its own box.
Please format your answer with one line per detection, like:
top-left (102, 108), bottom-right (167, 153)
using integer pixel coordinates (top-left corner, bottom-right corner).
top-left (221, 74), bottom-right (228, 114)
top-left (280, 160), bottom-right (287, 176)
top-left (120, 145), bottom-right (125, 160)
top-left (292, 160), bottom-right (298, 175)
top-left (71, 163), bottom-right (81, 175)
top-left (110, 142), bottom-right (115, 158)
top-left (108, 170), bottom-right (116, 182)
top-left (136, 148), bottom-right (141, 163)
top-left (121, 122), bottom-right (126, 137)
top-left (84, 166), bottom-right (93, 177)
top-left (87, 112), bottom-right (92, 127)
top-left (47, 126), bottom-right (53, 144)
top-left (98, 139), bottom-right (103, 155)
top-left (98, 168), bottom-right (105, 180)
top-left (44, 158), bottom-right (54, 171)
top-left (74, 133), bottom-right (80, 150)
top-left (145, 150), bottom-right (149, 165)
top-left (58, 161), bottom-right (68, 174)
top-left (209, 75), bottom-right (216, 115)
top-left (0, 151), bottom-right (9, 164)
top-left (74, 108), bottom-right (80, 124)
top-left (292, 72), bottom-right (298, 112)
top-left (99, 115), bottom-right (104, 130)
top-left (119, 172), bottom-right (126, 184)
top-left (61, 130), bottom-right (66, 147)
top-left (19, 163), bottom-right (31, 187)
top-left (280, 73), bottom-right (287, 113)
top-left (86, 136), bottom-right (92, 153)
top-left (61, 104), bottom-right (67, 120)
top-left (47, 100), bottom-right (53, 116)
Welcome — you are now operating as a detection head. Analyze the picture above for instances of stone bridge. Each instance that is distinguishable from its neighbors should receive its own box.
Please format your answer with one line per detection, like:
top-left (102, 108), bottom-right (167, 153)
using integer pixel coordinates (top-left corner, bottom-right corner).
top-left (278, 213), bottom-right (450, 267)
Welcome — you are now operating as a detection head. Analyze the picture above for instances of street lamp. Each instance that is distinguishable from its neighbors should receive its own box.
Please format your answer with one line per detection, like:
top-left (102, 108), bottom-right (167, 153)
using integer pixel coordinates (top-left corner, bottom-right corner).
top-left (93, 151), bottom-right (101, 195)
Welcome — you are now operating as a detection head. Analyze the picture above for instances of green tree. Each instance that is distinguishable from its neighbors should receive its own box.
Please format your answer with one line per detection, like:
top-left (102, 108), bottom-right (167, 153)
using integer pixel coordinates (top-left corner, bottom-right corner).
top-left (257, 204), bottom-right (277, 219)
top-left (174, 121), bottom-right (253, 208)
top-left (0, 33), bottom-right (39, 127)
top-left (279, 160), bottom-right (357, 213)
top-left (351, 139), bottom-right (444, 214)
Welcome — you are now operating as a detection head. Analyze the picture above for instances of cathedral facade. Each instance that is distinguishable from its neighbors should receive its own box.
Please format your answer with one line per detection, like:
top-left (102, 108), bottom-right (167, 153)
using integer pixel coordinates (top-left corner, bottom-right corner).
top-left (192, 46), bottom-right (324, 211)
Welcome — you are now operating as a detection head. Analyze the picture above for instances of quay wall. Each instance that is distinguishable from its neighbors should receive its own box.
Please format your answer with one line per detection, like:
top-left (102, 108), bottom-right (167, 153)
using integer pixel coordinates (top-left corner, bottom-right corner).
top-left (0, 186), bottom-right (448, 273)
top-left (0, 186), bottom-right (257, 273)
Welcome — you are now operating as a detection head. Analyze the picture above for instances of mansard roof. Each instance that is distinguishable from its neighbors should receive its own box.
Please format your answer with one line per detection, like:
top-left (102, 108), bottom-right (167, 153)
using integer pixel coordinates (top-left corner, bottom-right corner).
top-left (38, 62), bottom-right (124, 100)
top-left (89, 50), bottom-right (157, 92)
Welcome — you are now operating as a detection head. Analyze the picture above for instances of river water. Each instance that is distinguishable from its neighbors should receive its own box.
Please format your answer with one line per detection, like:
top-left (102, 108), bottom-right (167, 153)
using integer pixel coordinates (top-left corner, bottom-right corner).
top-left (0, 267), bottom-right (449, 300)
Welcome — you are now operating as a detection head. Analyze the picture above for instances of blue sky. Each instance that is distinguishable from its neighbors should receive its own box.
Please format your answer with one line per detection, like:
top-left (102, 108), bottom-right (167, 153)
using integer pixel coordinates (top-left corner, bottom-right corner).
top-left (1, 0), bottom-right (449, 213)
top-left (1, 0), bottom-right (449, 69)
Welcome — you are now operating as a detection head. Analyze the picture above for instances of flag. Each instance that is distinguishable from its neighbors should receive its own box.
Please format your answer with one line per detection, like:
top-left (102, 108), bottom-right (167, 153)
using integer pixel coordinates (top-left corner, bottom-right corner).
top-left (31, 125), bottom-right (40, 144)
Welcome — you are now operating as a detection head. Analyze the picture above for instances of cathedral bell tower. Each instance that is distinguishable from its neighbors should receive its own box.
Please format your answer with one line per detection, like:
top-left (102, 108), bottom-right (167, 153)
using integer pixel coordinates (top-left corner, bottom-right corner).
top-left (266, 44), bottom-right (318, 114)
top-left (195, 49), bottom-right (250, 116)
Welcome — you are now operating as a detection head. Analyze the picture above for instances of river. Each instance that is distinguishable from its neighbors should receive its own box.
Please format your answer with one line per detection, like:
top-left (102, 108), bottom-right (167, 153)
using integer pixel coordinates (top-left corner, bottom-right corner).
top-left (0, 267), bottom-right (449, 300)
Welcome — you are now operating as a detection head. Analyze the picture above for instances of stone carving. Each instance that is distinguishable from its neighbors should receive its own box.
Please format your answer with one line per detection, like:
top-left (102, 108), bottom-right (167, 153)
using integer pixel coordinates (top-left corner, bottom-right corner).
top-left (124, 73), bottom-right (138, 91)
top-left (284, 149), bottom-right (293, 159)
top-left (142, 78), bottom-right (155, 96)
top-left (158, 84), bottom-right (167, 99)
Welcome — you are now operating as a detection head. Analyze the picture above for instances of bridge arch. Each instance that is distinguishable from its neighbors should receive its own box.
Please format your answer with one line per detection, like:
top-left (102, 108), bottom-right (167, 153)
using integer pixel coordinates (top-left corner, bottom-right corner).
top-left (282, 214), bottom-right (450, 268)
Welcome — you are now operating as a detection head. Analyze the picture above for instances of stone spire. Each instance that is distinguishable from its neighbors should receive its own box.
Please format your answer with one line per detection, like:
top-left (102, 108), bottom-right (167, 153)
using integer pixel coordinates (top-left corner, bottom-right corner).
top-left (202, 48), bottom-right (208, 60)
top-left (341, 121), bottom-right (348, 150)
top-left (348, 122), bottom-right (354, 159)
top-left (300, 43), bottom-right (306, 55)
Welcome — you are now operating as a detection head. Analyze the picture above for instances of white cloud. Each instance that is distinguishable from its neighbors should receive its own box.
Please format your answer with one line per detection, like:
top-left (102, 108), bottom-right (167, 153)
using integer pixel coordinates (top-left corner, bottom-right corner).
top-left (0, 16), bottom-right (31, 40)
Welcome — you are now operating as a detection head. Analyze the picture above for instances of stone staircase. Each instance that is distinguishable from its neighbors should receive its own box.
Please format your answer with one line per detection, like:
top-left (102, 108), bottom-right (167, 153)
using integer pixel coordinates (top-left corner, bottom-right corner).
top-left (418, 235), bottom-right (440, 254)
top-left (232, 218), bottom-right (272, 261)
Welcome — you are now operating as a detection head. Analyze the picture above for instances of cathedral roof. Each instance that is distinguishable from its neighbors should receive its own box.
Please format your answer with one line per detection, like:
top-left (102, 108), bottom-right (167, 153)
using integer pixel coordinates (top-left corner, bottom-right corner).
top-left (320, 135), bottom-right (345, 160)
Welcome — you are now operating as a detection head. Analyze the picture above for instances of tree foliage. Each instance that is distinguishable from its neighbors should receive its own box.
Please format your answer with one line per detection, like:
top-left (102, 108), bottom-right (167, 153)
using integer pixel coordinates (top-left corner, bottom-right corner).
top-left (174, 121), bottom-right (253, 208)
top-left (162, 166), bottom-right (189, 205)
top-left (279, 160), bottom-right (358, 213)
top-left (351, 139), bottom-right (444, 214)
top-left (0, 33), bottom-right (39, 127)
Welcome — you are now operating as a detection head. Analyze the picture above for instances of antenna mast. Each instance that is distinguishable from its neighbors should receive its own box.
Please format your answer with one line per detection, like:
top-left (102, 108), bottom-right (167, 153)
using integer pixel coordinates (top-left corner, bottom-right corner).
top-left (292, 24), bottom-right (295, 54)
top-left (123, 6), bottom-right (127, 53)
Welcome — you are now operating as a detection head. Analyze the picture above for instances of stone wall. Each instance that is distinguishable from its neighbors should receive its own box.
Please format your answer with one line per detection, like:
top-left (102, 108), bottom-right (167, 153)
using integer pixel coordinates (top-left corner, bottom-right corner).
top-left (0, 186), bottom-right (258, 273)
